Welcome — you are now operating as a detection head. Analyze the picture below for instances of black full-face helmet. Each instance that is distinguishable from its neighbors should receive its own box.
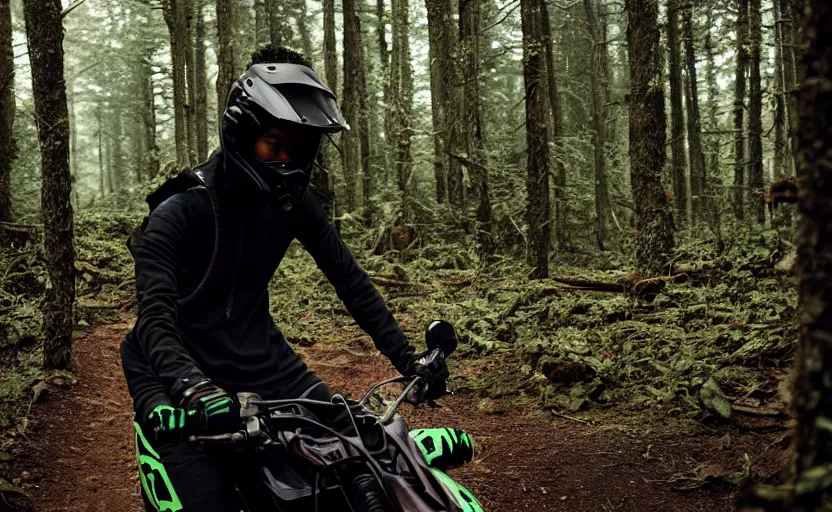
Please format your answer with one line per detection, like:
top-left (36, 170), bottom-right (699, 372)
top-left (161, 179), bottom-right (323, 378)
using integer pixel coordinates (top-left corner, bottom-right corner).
top-left (221, 63), bottom-right (347, 209)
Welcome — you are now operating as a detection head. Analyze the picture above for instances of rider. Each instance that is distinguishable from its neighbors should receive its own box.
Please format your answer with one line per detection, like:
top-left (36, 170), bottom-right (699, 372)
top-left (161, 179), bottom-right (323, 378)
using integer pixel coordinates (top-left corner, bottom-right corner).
top-left (120, 45), bottom-right (478, 511)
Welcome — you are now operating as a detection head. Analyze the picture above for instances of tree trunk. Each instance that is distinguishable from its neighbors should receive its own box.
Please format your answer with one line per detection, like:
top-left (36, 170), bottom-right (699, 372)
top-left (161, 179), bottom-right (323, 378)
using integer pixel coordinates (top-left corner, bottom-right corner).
top-left (320, 0), bottom-right (339, 218)
top-left (97, 103), bottom-right (105, 197)
top-left (703, 3), bottom-right (724, 248)
top-left (748, 0), bottom-right (765, 224)
top-left (773, 0), bottom-right (787, 180)
top-left (584, 0), bottom-right (610, 251)
top-left (520, 0), bottom-right (550, 279)
top-left (254, 0), bottom-right (266, 47)
top-left (626, 0), bottom-right (674, 275)
top-left (733, 0), bottom-right (749, 221)
top-left (682, 3), bottom-right (706, 223)
top-left (111, 111), bottom-right (123, 193)
top-left (164, 0), bottom-right (190, 168)
top-left (0, 0), bottom-right (14, 223)
top-left (296, 0), bottom-right (313, 60)
top-left (0, 0), bottom-right (11, 222)
top-left (377, 0), bottom-right (394, 184)
top-left (356, 24), bottom-right (373, 217)
top-left (425, 0), bottom-right (455, 204)
top-left (323, 0), bottom-right (337, 95)
top-left (216, 0), bottom-right (236, 120)
top-left (342, 0), bottom-right (361, 212)
top-left (266, 0), bottom-right (291, 48)
top-left (667, 0), bottom-right (688, 225)
top-left (459, 0), bottom-right (493, 254)
top-left (389, 0), bottom-right (413, 206)
top-left (23, 0), bottom-right (76, 370)
top-left (194, 0), bottom-right (208, 162)
top-left (184, 0), bottom-right (197, 165)
top-left (540, 0), bottom-right (566, 251)
top-left (266, 0), bottom-right (294, 46)
top-left (780, 0), bottom-right (800, 171)
top-left (141, 57), bottom-right (160, 179)
top-left (377, 0), bottom-right (389, 73)
top-left (106, 126), bottom-right (114, 194)
top-left (68, 90), bottom-right (79, 208)
top-left (790, 1), bottom-right (832, 509)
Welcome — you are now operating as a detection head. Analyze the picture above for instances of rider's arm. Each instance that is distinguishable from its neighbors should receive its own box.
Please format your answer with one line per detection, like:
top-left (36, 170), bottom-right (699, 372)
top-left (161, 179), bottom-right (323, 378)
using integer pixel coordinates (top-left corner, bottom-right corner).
top-left (132, 197), bottom-right (208, 400)
top-left (295, 193), bottom-right (415, 373)
top-left (120, 331), bottom-right (173, 421)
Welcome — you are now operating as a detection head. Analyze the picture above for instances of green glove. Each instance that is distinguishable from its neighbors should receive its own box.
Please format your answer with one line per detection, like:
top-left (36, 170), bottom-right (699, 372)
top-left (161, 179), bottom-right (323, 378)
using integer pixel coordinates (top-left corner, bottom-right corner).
top-left (146, 404), bottom-right (192, 445)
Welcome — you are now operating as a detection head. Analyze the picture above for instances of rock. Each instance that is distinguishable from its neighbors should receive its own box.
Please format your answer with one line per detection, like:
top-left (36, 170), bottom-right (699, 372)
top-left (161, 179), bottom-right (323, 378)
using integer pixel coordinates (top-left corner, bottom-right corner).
top-left (700, 377), bottom-right (732, 419)
top-left (31, 381), bottom-right (48, 403)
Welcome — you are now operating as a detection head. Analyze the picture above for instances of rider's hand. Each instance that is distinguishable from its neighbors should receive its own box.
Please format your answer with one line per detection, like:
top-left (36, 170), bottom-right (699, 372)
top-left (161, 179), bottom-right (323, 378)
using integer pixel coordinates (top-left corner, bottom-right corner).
top-left (179, 380), bottom-right (239, 434)
top-left (401, 348), bottom-right (450, 403)
top-left (145, 404), bottom-right (192, 445)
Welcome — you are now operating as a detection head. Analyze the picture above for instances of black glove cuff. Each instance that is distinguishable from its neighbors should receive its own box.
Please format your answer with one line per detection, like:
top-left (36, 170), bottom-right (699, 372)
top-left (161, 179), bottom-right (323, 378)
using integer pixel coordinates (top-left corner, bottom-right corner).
top-left (178, 378), bottom-right (214, 408)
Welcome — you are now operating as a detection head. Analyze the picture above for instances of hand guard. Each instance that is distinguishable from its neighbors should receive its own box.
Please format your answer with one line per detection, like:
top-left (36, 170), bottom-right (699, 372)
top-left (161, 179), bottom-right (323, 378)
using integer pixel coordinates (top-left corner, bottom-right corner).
top-left (179, 380), bottom-right (239, 434)
top-left (401, 348), bottom-right (451, 405)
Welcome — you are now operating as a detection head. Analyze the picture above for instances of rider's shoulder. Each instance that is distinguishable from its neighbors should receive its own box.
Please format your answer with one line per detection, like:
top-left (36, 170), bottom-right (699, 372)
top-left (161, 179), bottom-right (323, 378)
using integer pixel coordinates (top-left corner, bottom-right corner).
top-left (151, 188), bottom-right (212, 224)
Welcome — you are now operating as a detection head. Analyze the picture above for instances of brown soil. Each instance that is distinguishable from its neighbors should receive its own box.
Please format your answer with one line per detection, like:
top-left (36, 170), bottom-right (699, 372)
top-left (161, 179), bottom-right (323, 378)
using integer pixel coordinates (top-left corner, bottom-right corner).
top-left (10, 321), bottom-right (786, 511)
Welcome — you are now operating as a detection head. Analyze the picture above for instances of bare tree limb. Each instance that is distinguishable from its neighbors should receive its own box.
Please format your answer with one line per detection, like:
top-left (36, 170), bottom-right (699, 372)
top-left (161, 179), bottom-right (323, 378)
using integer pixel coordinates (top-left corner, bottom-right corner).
top-left (61, 0), bottom-right (88, 18)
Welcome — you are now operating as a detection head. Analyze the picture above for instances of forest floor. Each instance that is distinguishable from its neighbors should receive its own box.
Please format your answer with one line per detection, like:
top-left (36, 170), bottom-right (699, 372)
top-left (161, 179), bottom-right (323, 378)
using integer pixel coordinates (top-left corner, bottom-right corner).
top-left (6, 315), bottom-right (787, 512)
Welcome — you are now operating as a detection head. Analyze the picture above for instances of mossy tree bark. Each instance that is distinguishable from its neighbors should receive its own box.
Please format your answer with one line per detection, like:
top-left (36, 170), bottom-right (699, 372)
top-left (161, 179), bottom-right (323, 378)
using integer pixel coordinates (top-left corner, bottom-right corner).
top-left (0, 0), bottom-right (14, 223)
top-left (626, 0), bottom-right (674, 274)
top-left (215, 0), bottom-right (236, 120)
top-left (459, 0), bottom-right (494, 255)
top-left (194, 0), bottom-right (208, 162)
top-left (540, 0), bottom-right (566, 251)
top-left (425, 0), bottom-right (455, 204)
top-left (748, 0), bottom-right (765, 224)
top-left (733, 0), bottom-right (749, 221)
top-left (790, 0), bottom-right (832, 509)
top-left (682, 2), bottom-right (707, 223)
top-left (584, 0), bottom-right (611, 251)
top-left (23, 0), bottom-right (76, 370)
top-left (316, 0), bottom-right (338, 220)
top-left (266, 0), bottom-right (291, 48)
top-left (666, 0), bottom-right (688, 226)
top-left (342, 0), bottom-right (361, 212)
top-left (389, 0), bottom-right (414, 214)
top-left (163, 0), bottom-right (190, 168)
top-left (520, 0), bottom-right (550, 279)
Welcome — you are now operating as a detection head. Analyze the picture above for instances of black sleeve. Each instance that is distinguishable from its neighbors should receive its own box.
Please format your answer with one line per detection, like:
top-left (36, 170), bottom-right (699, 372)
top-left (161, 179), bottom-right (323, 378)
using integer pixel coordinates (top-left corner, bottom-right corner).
top-left (120, 332), bottom-right (172, 421)
top-left (133, 202), bottom-right (207, 401)
top-left (295, 193), bottom-right (414, 373)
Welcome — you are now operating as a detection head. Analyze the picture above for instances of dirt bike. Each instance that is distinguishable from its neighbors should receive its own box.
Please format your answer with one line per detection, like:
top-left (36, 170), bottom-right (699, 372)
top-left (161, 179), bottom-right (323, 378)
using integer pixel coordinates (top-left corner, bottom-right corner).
top-left (186, 320), bottom-right (470, 512)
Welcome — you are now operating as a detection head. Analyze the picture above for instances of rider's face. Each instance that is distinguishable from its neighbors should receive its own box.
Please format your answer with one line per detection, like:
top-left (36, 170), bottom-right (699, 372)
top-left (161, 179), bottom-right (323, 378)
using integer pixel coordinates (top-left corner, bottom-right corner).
top-left (252, 124), bottom-right (307, 163)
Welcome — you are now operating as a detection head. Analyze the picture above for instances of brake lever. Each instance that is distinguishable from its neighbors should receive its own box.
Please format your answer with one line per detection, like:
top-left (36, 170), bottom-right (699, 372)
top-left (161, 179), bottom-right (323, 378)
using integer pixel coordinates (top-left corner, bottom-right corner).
top-left (186, 432), bottom-right (246, 445)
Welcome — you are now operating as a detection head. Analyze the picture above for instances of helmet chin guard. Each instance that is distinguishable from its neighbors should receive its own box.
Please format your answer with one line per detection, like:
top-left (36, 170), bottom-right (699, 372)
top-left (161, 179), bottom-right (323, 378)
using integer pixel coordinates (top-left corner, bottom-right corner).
top-left (220, 63), bottom-right (346, 206)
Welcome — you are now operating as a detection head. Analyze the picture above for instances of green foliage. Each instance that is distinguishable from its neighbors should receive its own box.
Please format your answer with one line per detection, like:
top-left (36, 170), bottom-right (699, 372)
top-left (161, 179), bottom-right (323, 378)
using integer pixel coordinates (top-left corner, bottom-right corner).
top-left (267, 226), bottom-right (796, 420)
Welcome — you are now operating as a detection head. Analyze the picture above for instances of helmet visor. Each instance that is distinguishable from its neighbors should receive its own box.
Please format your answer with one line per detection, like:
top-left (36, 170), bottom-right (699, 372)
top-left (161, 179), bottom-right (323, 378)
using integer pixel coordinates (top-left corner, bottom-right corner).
top-left (241, 64), bottom-right (347, 133)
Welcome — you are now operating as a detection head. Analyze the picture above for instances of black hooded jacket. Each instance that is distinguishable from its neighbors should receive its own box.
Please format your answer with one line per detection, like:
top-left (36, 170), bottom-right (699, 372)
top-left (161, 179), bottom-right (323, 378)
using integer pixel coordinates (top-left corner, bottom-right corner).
top-left (120, 150), bottom-right (412, 420)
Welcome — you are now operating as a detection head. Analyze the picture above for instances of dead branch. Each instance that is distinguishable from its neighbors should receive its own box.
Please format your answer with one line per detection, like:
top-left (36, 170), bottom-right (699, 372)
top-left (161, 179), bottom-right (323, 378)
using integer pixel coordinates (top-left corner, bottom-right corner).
top-left (74, 261), bottom-right (123, 282)
top-left (370, 276), bottom-right (413, 287)
top-left (438, 279), bottom-right (472, 287)
top-left (732, 404), bottom-right (789, 418)
top-left (549, 275), bottom-right (624, 292)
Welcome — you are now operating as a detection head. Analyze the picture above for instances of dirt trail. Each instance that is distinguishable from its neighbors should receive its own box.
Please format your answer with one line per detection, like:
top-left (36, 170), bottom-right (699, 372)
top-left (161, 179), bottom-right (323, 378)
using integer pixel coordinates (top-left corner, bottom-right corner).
top-left (12, 322), bottom-right (779, 511)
